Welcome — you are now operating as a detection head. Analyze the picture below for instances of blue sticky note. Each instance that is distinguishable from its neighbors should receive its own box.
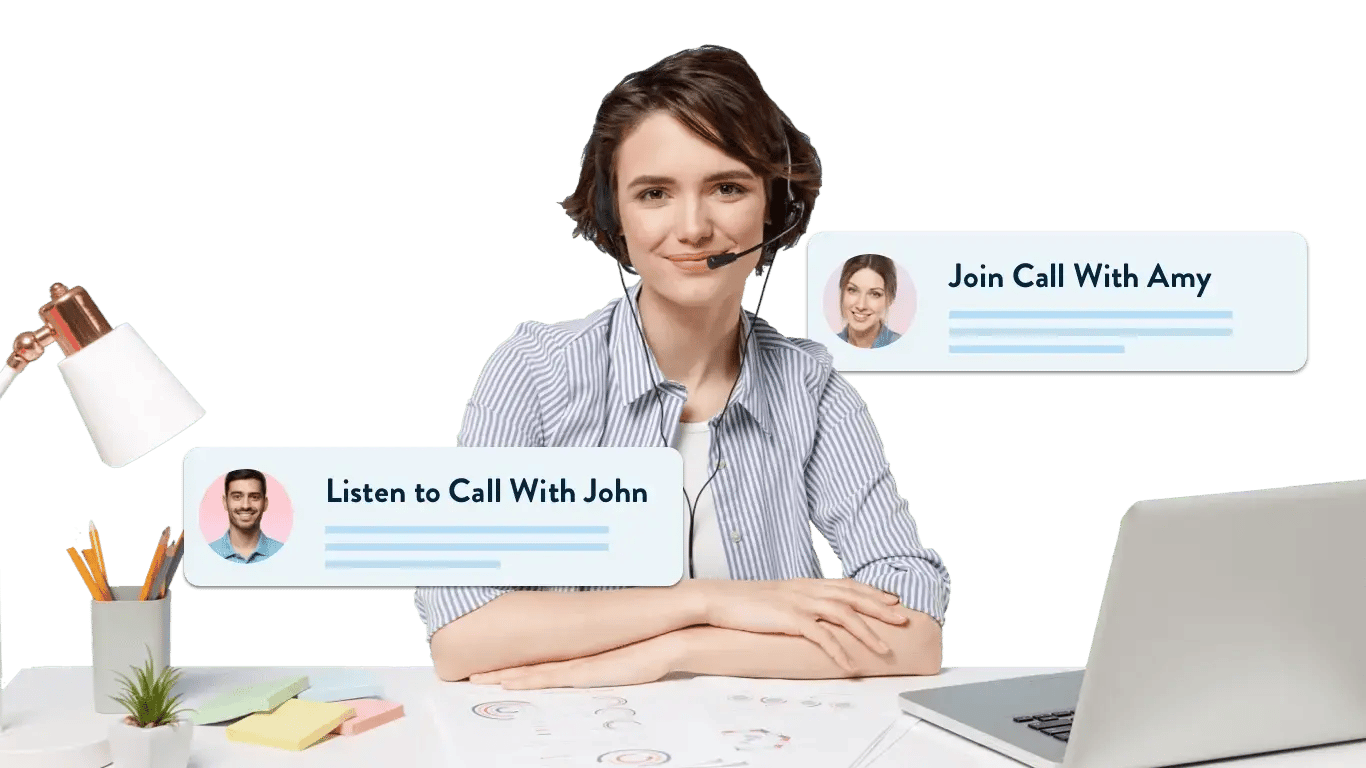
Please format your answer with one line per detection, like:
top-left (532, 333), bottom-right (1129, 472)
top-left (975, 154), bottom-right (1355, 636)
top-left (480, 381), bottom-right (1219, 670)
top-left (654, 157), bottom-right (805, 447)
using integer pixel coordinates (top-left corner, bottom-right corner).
top-left (296, 670), bottom-right (383, 703)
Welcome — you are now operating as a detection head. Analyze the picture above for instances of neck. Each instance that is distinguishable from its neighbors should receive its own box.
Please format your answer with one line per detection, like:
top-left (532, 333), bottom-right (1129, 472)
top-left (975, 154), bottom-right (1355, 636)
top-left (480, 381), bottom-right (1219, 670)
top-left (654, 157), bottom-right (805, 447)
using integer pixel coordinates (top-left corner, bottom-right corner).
top-left (846, 320), bottom-right (882, 348)
top-left (229, 526), bottom-right (261, 548)
top-left (637, 284), bottom-right (743, 389)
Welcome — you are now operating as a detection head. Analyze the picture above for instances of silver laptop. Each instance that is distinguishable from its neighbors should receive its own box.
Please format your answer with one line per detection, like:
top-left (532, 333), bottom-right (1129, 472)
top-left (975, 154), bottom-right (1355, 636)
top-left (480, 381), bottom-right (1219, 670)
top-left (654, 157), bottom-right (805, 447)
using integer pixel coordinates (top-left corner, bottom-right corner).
top-left (899, 479), bottom-right (1366, 768)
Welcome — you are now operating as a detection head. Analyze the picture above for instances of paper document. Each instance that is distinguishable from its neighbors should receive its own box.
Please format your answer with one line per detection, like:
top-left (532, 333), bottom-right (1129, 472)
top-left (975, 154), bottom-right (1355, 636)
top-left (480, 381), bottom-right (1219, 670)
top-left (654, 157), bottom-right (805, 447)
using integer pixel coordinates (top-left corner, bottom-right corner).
top-left (428, 678), bottom-right (906, 768)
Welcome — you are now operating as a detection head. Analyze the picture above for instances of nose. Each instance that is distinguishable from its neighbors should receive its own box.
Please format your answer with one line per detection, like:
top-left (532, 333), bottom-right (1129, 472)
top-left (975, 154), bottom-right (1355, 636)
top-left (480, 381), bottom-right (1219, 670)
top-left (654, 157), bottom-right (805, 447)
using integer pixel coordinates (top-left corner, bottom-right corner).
top-left (674, 195), bottom-right (713, 246)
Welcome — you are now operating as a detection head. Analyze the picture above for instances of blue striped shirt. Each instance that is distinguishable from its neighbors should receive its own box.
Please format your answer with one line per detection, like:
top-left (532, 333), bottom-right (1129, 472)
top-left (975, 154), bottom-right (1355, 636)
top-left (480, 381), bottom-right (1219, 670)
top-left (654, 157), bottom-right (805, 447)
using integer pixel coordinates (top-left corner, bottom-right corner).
top-left (415, 285), bottom-right (950, 641)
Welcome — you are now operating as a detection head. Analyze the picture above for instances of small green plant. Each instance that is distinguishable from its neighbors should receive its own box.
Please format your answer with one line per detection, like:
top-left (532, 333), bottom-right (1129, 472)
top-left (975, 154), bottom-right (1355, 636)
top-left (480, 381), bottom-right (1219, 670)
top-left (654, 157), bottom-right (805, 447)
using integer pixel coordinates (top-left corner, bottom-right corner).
top-left (111, 646), bottom-right (191, 728)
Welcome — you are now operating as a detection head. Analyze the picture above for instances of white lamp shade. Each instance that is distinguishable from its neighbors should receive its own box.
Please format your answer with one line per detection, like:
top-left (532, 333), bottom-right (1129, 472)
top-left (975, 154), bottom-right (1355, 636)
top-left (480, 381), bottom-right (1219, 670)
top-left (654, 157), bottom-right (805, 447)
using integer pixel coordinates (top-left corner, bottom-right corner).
top-left (58, 323), bottom-right (205, 468)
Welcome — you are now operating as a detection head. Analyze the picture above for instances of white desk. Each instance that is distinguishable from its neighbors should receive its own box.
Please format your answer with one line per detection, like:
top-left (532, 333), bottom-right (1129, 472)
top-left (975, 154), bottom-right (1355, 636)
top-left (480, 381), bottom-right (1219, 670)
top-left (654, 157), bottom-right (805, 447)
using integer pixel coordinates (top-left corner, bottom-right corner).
top-left (4, 666), bottom-right (1364, 767)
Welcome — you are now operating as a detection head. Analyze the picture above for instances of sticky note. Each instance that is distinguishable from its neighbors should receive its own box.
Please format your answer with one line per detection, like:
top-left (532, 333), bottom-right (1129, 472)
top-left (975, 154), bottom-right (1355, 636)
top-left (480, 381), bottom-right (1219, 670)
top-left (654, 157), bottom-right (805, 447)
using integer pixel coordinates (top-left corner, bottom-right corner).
top-left (297, 670), bottom-right (383, 703)
top-left (190, 675), bottom-right (310, 725)
top-left (330, 698), bottom-right (404, 736)
top-left (226, 699), bottom-right (356, 751)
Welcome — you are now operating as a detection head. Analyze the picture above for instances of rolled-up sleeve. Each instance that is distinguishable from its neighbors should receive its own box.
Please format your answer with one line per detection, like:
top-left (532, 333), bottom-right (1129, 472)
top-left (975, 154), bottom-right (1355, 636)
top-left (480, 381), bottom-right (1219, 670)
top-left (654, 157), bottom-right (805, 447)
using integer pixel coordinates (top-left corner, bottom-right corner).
top-left (805, 374), bottom-right (951, 625)
top-left (414, 323), bottom-right (560, 642)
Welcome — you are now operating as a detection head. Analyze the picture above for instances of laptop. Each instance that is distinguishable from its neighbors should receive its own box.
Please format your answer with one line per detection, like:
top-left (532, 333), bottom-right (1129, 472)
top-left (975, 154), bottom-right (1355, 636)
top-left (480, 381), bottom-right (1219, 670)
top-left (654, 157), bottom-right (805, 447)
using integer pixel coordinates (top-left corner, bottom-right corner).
top-left (899, 479), bottom-right (1366, 768)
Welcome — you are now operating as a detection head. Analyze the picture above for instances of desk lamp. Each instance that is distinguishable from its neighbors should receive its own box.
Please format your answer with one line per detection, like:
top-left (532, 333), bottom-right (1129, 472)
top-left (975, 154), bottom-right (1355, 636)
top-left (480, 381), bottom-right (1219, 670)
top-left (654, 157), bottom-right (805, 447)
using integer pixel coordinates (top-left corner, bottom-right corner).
top-left (0, 283), bottom-right (205, 465)
top-left (0, 283), bottom-right (204, 768)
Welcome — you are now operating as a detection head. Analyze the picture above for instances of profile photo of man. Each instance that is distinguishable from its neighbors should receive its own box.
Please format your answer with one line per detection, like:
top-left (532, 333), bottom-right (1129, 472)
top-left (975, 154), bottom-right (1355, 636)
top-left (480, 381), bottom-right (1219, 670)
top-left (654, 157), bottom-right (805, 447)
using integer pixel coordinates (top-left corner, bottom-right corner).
top-left (209, 468), bottom-right (284, 564)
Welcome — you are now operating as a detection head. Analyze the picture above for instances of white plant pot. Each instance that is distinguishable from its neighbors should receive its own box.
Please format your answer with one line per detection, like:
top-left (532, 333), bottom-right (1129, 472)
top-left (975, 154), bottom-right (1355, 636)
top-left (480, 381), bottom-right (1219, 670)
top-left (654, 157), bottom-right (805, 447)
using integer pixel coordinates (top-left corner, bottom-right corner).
top-left (106, 718), bottom-right (193, 768)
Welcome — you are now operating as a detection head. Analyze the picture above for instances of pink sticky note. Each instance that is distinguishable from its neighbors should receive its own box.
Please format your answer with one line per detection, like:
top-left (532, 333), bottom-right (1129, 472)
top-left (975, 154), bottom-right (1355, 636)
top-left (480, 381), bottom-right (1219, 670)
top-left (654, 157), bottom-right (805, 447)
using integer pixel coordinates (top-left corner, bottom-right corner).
top-left (331, 698), bottom-right (404, 736)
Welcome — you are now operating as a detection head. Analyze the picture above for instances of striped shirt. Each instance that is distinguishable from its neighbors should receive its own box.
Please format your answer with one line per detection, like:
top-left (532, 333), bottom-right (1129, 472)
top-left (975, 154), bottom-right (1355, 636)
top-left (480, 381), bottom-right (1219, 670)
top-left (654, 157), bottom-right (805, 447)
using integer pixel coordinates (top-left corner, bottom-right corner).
top-left (414, 284), bottom-right (950, 641)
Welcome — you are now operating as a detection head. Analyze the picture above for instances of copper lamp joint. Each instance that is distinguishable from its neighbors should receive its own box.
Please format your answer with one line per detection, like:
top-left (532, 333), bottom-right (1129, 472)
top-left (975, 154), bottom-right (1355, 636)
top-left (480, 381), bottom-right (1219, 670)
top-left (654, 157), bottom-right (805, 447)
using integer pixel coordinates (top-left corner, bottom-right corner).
top-left (6, 284), bottom-right (113, 372)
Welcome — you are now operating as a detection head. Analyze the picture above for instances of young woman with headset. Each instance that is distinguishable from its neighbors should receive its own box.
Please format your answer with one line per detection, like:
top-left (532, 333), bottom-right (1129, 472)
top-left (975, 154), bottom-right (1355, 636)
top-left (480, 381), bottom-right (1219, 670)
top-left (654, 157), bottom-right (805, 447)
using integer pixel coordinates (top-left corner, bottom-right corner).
top-left (416, 46), bottom-right (950, 689)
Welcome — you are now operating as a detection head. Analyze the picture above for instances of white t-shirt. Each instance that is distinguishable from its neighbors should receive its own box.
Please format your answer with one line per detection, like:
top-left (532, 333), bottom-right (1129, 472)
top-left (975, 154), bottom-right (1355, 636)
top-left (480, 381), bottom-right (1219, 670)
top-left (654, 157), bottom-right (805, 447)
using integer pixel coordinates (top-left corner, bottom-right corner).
top-left (674, 420), bottom-right (731, 580)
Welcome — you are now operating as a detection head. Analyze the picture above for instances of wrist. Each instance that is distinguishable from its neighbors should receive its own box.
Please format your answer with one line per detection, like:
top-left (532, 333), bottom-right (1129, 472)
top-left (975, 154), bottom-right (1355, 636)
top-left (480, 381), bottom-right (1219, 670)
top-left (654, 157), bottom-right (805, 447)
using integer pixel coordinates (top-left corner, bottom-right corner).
top-left (659, 626), bottom-right (704, 673)
top-left (671, 579), bottom-right (711, 626)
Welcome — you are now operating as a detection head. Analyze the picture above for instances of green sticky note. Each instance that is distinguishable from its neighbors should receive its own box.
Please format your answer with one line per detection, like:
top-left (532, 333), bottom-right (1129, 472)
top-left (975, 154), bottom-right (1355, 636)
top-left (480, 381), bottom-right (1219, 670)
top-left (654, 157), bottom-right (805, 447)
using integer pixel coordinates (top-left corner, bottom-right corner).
top-left (189, 675), bottom-right (310, 725)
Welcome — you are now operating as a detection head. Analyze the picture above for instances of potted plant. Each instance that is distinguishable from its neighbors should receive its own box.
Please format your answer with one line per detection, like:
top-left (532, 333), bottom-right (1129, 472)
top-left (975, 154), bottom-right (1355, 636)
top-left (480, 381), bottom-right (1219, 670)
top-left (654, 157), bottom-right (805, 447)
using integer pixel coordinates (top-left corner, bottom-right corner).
top-left (106, 648), bottom-right (194, 768)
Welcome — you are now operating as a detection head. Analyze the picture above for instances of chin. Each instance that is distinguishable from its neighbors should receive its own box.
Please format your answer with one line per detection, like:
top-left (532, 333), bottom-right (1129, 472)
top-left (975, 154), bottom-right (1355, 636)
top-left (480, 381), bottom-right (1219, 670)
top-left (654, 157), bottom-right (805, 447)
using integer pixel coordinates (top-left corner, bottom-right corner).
top-left (646, 275), bottom-right (730, 308)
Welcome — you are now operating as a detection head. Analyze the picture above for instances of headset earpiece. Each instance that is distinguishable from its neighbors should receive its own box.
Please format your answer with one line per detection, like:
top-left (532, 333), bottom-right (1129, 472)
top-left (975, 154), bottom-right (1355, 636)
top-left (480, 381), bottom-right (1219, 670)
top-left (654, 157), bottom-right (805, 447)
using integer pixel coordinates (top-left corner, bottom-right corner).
top-left (593, 165), bottom-right (625, 264)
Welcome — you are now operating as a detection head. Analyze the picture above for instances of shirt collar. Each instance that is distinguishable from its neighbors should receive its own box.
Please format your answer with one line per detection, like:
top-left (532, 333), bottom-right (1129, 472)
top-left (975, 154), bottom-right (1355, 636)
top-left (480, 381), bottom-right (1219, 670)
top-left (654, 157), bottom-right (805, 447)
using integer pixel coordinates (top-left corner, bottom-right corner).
top-left (610, 283), bottom-right (772, 437)
top-left (875, 324), bottom-right (896, 347)
top-left (217, 529), bottom-right (269, 561)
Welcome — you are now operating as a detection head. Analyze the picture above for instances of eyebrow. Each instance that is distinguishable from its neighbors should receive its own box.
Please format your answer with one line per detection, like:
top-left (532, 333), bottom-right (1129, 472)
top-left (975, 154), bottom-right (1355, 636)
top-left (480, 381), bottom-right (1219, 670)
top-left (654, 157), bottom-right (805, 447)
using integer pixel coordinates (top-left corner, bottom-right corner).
top-left (625, 169), bottom-right (759, 190)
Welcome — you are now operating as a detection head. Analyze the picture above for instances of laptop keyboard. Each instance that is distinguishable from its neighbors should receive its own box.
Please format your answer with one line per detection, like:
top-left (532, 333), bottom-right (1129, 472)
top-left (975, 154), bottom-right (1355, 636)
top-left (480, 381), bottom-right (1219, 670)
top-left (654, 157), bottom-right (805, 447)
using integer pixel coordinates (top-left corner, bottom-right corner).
top-left (1012, 710), bottom-right (1075, 742)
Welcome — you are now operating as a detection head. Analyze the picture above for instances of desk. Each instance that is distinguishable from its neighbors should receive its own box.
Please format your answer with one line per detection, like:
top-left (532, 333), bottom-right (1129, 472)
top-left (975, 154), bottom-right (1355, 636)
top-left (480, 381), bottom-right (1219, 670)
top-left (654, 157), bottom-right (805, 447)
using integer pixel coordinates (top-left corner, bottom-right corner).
top-left (4, 666), bottom-right (1364, 767)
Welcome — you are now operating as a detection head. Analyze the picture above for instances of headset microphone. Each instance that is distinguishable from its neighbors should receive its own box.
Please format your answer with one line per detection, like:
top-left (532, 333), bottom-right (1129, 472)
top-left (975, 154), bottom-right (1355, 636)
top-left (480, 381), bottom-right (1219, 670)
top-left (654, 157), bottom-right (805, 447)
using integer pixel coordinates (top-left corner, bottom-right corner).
top-left (705, 241), bottom-right (764, 270)
top-left (705, 200), bottom-right (805, 270)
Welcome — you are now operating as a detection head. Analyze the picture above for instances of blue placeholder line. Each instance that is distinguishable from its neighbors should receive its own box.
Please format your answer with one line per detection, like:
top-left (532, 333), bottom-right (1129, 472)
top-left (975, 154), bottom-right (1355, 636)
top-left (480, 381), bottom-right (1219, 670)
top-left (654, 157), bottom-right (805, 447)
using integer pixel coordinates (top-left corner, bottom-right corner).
top-left (949, 345), bottom-right (1125, 354)
top-left (325, 543), bottom-right (608, 552)
top-left (949, 327), bottom-right (1233, 337)
top-left (324, 525), bottom-right (610, 534)
top-left (948, 310), bottom-right (1233, 319)
top-left (325, 560), bottom-right (502, 568)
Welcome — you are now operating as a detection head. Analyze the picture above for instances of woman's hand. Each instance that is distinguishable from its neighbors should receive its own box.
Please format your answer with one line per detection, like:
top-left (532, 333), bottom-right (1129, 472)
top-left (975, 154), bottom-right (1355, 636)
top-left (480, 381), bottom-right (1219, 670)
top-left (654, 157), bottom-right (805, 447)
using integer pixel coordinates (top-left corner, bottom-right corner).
top-left (467, 633), bottom-right (682, 690)
top-left (688, 578), bottom-right (908, 672)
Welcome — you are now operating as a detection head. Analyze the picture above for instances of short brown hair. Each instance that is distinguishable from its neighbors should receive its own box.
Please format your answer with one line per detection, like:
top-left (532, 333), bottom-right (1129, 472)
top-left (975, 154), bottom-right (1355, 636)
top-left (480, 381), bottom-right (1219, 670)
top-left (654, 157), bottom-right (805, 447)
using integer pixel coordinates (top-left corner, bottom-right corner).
top-left (840, 254), bottom-right (898, 302)
top-left (224, 468), bottom-right (267, 496)
top-left (562, 45), bottom-right (820, 273)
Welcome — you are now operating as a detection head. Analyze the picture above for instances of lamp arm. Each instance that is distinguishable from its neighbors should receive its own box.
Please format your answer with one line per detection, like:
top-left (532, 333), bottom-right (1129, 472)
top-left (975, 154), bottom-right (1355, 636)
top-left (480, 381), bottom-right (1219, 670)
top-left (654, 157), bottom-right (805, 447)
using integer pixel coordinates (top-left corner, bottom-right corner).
top-left (3, 324), bottom-right (56, 400)
top-left (0, 363), bottom-right (16, 401)
top-left (0, 364), bottom-right (16, 399)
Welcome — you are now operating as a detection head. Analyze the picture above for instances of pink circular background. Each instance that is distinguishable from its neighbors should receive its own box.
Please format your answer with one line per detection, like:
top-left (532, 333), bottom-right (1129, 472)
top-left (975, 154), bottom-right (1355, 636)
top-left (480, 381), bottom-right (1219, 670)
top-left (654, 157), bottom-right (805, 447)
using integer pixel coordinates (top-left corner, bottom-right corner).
top-left (823, 258), bottom-right (917, 338)
top-left (199, 471), bottom-right (294, 545)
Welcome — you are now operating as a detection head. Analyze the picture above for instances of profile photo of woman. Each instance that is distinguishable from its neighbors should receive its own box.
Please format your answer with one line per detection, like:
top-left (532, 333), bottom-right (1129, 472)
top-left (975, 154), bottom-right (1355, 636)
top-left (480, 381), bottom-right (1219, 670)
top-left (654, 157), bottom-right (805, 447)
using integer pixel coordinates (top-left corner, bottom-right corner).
top-left (837, 254), bottom-right (902, 349)
top-left (415, 46), bottom-right (949, 689)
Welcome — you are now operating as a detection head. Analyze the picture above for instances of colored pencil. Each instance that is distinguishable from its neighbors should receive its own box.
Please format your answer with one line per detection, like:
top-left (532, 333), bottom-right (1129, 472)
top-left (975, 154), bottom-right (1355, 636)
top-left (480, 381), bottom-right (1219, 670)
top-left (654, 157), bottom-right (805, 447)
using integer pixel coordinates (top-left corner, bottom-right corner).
top-left (82, 548), bottom-right (112, 601)
top-left (89, 521), bottom-right (110, 594)
top-left (138, 527), bottom-right (171, 601)
top-left (158, 532), bottom-right (186, 599)
top-left (66, 546), bottom-right (104, 600)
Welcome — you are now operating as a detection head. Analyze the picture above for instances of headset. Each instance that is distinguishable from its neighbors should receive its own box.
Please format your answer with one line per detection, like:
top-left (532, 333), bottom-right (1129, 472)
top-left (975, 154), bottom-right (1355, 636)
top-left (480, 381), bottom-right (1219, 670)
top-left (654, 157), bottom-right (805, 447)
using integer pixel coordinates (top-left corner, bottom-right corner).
top-left (604, 123), bottom-right (803, 534)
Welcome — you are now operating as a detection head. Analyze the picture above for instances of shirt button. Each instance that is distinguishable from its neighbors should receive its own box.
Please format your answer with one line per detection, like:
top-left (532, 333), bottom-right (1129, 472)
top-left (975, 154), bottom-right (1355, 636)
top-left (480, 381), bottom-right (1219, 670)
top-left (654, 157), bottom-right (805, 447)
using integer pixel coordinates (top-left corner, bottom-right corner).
top-left (718, 460), bottom-right (728, 469)
top-left (730, 529), bottom-right (742, 543)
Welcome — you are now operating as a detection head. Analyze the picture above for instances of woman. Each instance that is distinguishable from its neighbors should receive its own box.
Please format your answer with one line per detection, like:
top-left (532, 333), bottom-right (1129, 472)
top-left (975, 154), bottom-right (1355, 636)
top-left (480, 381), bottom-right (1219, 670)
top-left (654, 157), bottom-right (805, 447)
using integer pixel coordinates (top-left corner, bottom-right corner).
top-left (415, 46), bottom-right (949, 689)
top-left (838, 253), bottom-right (902, 348)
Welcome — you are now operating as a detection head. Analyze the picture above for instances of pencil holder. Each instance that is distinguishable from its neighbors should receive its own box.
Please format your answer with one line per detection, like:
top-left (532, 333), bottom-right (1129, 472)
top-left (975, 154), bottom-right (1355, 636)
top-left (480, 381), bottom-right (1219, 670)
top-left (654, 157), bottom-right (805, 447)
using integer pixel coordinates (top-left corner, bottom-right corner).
top-left (91, 586), bottom-right (172, 714)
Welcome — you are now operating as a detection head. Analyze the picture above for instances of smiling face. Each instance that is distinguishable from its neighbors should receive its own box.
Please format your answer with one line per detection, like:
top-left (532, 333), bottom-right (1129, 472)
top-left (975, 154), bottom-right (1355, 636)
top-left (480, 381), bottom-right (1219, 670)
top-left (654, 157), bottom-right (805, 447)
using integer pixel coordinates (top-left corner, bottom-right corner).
top-left (222, 477), bottom-right (268, 534)
top-left (842, 267), bottom-right (891, 334)
top-left (614, 111), bottom-right (767, 308)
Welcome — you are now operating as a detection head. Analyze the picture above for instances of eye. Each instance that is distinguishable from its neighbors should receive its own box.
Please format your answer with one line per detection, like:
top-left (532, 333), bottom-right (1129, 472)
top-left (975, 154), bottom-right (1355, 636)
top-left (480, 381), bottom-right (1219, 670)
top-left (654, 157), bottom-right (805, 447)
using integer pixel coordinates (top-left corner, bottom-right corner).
top-left (717, 183), bottom-right (746, 197)
top-left (638, 188), bottom-right (666, 202)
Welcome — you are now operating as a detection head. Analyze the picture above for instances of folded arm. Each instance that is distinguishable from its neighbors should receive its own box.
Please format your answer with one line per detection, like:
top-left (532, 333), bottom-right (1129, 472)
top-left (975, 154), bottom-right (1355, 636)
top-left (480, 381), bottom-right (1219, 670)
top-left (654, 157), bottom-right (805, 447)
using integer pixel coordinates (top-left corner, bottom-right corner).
top-left (807, 373), bottom-right (952, 627)
top-left (674, 603), bottom-right (941, 678)
top-left (424, 585), bottom-right (704, 682)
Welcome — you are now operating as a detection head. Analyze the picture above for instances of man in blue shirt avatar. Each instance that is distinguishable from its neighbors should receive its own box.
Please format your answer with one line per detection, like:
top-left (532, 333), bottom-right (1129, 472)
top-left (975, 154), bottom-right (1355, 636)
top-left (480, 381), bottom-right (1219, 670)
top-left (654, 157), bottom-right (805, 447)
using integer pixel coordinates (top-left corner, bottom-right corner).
top-left (209, 468), bottom-right (284, 564)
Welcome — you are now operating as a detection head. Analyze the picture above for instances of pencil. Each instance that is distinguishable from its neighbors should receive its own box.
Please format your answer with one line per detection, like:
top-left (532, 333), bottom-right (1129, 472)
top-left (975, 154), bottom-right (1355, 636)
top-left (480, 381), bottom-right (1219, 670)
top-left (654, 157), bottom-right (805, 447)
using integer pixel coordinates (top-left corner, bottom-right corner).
top-left (89, 521), bottom-right (109, 593)
top-left (66, 547), bottom-right (104, 601)
top-left (158, 533), bottom-right (185, 599)
top-left (138, 527), bottom-right (171, 601)
top-left (82, 548), bottom-right (112, 601)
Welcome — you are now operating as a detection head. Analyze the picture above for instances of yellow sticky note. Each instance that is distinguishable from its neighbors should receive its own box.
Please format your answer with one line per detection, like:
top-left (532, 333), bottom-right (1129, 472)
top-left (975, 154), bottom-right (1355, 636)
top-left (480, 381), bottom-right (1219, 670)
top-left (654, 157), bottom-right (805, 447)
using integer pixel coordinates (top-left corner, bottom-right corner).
top-left (226, 699), bottom-right (356, 751)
